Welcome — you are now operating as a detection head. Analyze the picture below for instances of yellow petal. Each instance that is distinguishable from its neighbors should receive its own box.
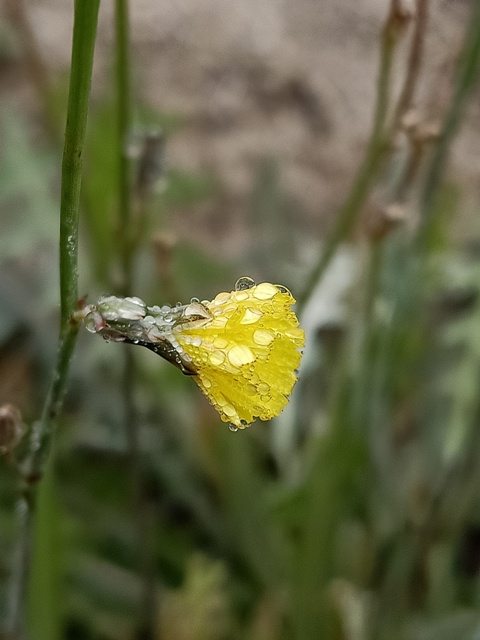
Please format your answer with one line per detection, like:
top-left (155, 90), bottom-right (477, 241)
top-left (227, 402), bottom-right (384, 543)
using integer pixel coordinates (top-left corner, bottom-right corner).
top-left (173, 280), bottom-right (304, 428)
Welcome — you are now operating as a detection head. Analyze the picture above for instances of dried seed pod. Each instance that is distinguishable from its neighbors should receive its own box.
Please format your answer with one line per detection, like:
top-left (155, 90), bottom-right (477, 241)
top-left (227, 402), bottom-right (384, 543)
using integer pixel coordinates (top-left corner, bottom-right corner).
top-left (0, 404), bottom-right (24, 454)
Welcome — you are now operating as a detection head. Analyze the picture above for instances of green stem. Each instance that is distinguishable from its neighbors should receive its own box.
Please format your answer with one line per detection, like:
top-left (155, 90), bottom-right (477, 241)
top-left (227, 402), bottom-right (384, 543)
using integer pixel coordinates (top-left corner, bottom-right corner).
top-left (416, 0), bottom-right (480, 248)
top-left (297, 9), bottom-right (399, 313)
top-left (392, 0), bottom-right (429, 129)
top-left (29, 0), bottom-right (100, 479)
top-left (8, 1), bottom-right (100, 635)
top-left (115, 1), bottom-right (156, 635)
top-left (116, 0), bottom-right (134, 294)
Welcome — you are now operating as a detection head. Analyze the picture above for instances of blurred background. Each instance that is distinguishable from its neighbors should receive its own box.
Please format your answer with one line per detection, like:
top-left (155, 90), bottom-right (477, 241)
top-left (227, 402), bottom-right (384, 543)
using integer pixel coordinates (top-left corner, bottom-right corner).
top-left (1, 0), bottom-right (480, 638)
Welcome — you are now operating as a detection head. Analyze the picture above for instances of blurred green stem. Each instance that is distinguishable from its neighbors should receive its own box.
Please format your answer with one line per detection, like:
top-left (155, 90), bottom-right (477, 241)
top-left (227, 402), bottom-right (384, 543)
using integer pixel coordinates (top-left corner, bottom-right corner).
top-left (392, 0), bottom-right (429, 128)
top-left (31, 0), bottom-right (100, 479)
top-left (352, 242), bottom-right (383, 428)
top-left (116, 0), bottom-right (134, 293)
top-left (115, 1), bottom-right (156, 636)
top-left (297, 5), bottom-right (402, 312)
top-left (7, 2), bottom-right (100, 637)
top-left (416, 0), bottom-right (480, 249)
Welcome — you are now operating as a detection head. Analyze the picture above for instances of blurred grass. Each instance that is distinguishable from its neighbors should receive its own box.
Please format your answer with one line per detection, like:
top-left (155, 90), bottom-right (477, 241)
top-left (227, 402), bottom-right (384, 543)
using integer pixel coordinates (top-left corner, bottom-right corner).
top-left (2, 1), bottom-right (480, 639)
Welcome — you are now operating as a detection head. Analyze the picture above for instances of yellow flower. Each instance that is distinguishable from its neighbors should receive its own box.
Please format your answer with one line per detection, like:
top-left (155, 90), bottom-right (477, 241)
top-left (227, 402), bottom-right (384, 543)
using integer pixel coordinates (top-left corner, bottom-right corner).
top-left (173, 278), bottom-right (304, 429)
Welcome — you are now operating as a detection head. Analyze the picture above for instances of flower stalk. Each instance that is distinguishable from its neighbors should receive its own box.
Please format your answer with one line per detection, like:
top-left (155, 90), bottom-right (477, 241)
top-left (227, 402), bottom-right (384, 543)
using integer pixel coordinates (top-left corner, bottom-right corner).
top-left (7, 2), bottom-right (100, 636)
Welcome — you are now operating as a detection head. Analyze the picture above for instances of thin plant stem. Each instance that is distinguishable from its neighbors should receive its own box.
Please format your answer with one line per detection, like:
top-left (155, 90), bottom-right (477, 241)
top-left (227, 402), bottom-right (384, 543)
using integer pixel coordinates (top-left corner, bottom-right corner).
top-left (392, 0), bottom-right (429, 128)
top-left (116, 0), bottom-right (134, 294)
top-left (30, 0), bottom-right (101, 478)
top-left (297, 4), bottom-right (402, 312)
top-left (115, 1), bottom-right (156, 635)
top-left (7, 2), bottom-right (100, 636)
top-left (416, 0), bottom-right (480, 249)
top-left (7, 496), bottom-right (31, 639)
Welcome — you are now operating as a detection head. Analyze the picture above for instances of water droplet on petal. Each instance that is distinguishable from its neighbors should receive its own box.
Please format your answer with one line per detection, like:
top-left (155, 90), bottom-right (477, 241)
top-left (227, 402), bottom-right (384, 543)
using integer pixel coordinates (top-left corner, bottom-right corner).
top-left (228, 424), bottom-right (239, 432)
top-left (253, 283), bottom-right (278, 300)
top-left (253, 329), bottom-right (274, 346)
top-left (213, 337), bottom-right (229, 349)
top-left (213, 291), bottom-right (230, 305)
top-left (257, 382), bottom-right (270, 395)
top-left (240, 308), bottom-right (262, 325)
top-left (228, 345), bottom-right (255, 367)
top-left (235, 276), bottom-right (255, 291)
top-left (223, 404), bottom-right (237, 417)
top-left (275, 284), bottom-right (292, 295)
top-left (209, 350), bottom-right (225, 366)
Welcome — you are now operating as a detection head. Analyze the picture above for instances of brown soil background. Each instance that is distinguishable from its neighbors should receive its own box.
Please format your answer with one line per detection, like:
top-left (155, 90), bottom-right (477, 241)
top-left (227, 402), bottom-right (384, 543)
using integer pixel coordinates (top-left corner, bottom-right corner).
top-left (1, 0), bottom-right (478, 256)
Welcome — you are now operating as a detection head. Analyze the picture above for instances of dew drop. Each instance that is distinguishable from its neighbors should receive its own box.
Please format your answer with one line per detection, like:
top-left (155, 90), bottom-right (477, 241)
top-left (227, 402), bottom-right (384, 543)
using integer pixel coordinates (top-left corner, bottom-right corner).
top-left (253, 329), bottom-right (274, 346)
top-left (240, 307), bottom-right (262, 325)
top-left (275, 284), bottom-right (292, 295)
top-left (84, 314), bottom-right (98, 333)
top-left (213, 291), bottom-right (230, 305)
top-left (257, 382), bottom-right (270, 395)
top-left (190, 297), bottom-right (199, 303)
top-left (252, 283), bottom-right (277, 300)
top-left (125, 296), bottom-right (144, 307)
top-left (223, 304), bottom-right (237, 315)
top-left (132, 339), bottom-right (139, 345)
top-left (240, 419), bottom-right (248, 427)
top-left (213, 337), bottom-right (229, 349)
top-left (235, 276), bottom-right (255, 291)
top-left (209, 350), bottom-right (225, 366)
top-left (228, 345), bottom-right (255, 367)
top-left (228, 424), bottom-right (239, 432)
top-left (223, 404), bottom-right (237, 417)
